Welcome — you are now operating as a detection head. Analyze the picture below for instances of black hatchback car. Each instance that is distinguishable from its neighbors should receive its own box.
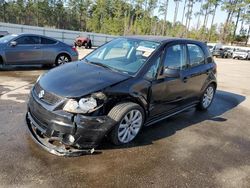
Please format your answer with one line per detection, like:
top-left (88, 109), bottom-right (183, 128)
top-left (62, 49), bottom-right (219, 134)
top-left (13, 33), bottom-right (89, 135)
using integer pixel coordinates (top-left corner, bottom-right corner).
top-left (26, 36), bottom-right (217, 156)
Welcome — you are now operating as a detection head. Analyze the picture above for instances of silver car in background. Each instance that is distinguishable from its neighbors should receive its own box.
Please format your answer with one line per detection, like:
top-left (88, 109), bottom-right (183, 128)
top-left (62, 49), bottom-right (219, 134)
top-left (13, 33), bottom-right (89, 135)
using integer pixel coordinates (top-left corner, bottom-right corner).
top-left (0, 33), bottom-right (78, 67)
top-left (232, 49), bottom-right (250, 60)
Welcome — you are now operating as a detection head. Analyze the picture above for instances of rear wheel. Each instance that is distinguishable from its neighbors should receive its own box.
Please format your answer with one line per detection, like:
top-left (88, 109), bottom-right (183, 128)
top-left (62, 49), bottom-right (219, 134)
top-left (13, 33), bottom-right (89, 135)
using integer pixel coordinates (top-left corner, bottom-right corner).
top-left (55, 54), bottom-right (71, 66)
top-left (108, 102), bottom-right (145, 145)
top-left (197, 84), bottom-right (216, 111)
top-left (88, 41), bottom-right (92, 49)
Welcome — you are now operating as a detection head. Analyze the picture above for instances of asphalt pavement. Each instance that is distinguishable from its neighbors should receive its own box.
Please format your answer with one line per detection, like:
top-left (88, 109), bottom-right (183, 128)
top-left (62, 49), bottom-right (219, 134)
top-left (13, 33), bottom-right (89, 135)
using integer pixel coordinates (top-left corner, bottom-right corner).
top-left (0, 51), bottom-right (249, 188)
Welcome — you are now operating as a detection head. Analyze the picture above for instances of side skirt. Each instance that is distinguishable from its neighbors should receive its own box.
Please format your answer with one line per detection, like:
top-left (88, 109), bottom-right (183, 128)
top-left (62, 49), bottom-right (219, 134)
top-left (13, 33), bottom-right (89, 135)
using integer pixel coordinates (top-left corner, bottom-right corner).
top-left (144, 103), bottom-right (198, 127)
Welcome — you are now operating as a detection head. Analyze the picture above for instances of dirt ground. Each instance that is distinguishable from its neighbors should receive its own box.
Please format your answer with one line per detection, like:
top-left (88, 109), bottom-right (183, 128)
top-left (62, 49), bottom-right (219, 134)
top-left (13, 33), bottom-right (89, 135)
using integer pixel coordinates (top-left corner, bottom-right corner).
top-left (0, 50), bottom-right (249, 188)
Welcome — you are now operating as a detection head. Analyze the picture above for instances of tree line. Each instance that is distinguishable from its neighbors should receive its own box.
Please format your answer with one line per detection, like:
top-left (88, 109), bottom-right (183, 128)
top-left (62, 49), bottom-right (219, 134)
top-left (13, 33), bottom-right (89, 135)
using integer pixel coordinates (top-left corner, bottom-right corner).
top-left (0, 0), bottom-right (250, 44)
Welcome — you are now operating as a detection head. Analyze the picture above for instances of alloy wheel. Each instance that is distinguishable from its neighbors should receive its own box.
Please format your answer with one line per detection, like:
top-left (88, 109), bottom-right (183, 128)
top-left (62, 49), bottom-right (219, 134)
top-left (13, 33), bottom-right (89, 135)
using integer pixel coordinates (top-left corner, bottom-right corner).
top-left (117, 109), bottom-right (143, 143)
top-left (202, 86), bottom-right (214, 108)
top-left (57, 55), bottom-right (69, 65)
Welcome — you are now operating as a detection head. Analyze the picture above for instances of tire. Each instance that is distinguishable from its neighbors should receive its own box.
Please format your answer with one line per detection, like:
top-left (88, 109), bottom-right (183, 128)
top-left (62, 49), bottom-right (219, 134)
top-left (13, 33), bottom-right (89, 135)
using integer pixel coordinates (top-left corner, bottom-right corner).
top-left (42, 64), bottom-right (53, 68)
top-left (0, 56), bottom-right (3, 69)
top-left (0, 56), bottom-right (3, 65)
top-left (88, 41), bottom-right (92, 49)
top-left (55, 54), bottom-right (71, 66)
top-left (108, 102), bottom-right (145, 145)
top-left (197, 84), bottom-right (216, 111)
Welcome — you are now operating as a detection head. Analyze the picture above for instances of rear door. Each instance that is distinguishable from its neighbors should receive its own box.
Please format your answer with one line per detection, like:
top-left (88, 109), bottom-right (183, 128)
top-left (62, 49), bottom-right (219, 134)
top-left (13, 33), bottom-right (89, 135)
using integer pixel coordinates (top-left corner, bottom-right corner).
top-left (183, 43), bottom-right (212, 100)
top-left (5, 35), bottom-right (42, 64)
top-left (40, 37), bottom-right (58, 64)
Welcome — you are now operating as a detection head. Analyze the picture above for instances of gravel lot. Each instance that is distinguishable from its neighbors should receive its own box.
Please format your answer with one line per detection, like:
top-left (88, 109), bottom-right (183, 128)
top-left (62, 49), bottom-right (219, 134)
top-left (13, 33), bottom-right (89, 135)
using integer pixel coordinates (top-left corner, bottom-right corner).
top-left (0, 49), bottom-right (250, 188)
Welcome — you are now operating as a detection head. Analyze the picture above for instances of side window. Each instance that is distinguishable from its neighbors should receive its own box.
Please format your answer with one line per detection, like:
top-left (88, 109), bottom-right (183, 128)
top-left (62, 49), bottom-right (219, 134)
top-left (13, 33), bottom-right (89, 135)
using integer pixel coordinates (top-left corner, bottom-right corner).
top-left (41, 37), bottom-right (57, 44)
top-left (15, 36), bottom-right (40, 45)
top-left (145, 55), bottom-right (161, 80)
top-left (164, 44), bottom-right (186, 70)
top-left (187, 44), bottom-right (205, 67)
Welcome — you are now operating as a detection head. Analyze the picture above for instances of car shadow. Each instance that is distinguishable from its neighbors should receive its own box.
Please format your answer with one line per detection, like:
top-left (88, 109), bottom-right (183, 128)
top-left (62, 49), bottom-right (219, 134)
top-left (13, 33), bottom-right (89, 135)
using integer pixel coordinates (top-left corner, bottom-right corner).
top-left (0, 65), bottom-right (52, 71)
top-left (99, 90), bottom-right (246, 150)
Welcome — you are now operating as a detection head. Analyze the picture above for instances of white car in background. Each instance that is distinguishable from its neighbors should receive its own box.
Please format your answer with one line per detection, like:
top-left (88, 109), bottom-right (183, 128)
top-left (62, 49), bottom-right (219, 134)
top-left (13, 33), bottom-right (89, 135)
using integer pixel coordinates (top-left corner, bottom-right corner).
top-left (232, 49), bottom-right (250, 60)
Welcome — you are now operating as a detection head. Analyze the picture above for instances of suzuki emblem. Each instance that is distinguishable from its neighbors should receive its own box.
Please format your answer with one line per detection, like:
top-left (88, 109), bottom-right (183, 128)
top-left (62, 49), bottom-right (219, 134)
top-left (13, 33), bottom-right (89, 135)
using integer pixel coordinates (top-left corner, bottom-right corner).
top-left (38, 90), bottom-right (45, 99)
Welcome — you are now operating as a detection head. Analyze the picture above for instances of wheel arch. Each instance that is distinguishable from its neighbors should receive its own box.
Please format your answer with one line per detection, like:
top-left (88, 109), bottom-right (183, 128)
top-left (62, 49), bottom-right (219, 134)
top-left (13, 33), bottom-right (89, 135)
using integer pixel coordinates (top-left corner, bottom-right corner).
top-left (201, 80), bottom-right (217, 97)
top-left (102, 94), bottom-right (148, 119)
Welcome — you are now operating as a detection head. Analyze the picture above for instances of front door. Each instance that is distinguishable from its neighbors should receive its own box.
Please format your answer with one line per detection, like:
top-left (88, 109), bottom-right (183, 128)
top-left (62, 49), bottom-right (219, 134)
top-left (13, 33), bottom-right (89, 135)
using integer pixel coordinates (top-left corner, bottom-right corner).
top-left (5, 35), bottom-right (42, 64)
top-left (149, 43), bottom-right (191, 118)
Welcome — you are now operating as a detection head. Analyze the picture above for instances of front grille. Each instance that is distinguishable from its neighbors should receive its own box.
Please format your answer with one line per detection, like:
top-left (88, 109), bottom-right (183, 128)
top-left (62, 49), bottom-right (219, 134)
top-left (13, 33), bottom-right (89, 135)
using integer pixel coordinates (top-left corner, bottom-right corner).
top-left (34, 83), bottom-right (63, 105)
top-left (28, 94), bottom-right (74, 134)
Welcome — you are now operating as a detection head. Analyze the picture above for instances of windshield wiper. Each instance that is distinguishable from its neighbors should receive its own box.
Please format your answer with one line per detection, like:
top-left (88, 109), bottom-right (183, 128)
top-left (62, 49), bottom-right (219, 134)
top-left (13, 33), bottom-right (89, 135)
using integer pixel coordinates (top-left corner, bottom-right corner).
top-left (84, 58), bottom-right (131, 75)
top-left (85, 58), bottom-right (119, 72)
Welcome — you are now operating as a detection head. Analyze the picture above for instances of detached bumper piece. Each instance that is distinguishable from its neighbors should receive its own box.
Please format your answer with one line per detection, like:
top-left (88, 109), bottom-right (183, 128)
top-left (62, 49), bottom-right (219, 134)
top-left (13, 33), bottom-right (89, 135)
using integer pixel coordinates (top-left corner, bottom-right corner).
top-left (26, 112), bottom-right (95, 157)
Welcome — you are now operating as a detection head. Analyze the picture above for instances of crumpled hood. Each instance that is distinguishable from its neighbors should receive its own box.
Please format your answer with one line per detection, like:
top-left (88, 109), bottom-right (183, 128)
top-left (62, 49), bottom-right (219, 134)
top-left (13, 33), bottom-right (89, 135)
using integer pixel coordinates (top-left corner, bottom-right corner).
top-left (39, 61), bottom-right (130, 98)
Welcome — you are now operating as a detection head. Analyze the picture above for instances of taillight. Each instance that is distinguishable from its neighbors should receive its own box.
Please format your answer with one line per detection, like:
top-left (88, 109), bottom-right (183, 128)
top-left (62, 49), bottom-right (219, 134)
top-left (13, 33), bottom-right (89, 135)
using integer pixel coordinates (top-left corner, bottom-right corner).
top-left (72, 46), bottom-right (77, 52)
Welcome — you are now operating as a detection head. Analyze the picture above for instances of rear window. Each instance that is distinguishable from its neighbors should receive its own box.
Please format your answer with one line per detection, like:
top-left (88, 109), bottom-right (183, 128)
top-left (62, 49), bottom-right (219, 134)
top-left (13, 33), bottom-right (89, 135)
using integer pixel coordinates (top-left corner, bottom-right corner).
top-left (41, 37), bottom-right (57, 44)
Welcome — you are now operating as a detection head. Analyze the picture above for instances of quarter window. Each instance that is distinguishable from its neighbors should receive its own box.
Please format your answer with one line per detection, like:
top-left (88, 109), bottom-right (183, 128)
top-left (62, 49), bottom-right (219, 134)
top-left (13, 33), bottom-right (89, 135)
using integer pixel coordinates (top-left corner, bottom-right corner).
top-left (187, 44), bottom-right (205, 67)
top-left (15, 36), bottom-right (40, 45)
top-left (164, 44), bottom-right (186, 70)
top-left (145, 55), bottom-right (161, 80)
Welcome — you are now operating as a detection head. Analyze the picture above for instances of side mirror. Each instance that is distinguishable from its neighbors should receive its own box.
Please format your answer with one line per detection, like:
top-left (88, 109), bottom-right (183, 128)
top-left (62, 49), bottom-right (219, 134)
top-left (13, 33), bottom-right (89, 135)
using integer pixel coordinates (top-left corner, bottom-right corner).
top-left (163, 67), bottom-right (180, 78)
top-left (10, 41), bottom-right (17, 47)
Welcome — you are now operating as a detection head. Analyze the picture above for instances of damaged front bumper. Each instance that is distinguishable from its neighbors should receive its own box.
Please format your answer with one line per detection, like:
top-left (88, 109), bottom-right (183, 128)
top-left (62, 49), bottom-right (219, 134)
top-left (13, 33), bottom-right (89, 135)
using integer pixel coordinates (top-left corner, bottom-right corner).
top-left (26, 92), bottom-right (116, 156)
top-left (26, 112), bottom-right (95, 156)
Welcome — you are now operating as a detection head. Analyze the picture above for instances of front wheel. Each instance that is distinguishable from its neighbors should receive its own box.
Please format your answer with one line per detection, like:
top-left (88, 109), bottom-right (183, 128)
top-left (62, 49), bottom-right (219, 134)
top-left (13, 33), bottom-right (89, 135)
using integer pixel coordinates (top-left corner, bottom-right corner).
top-left (108, 102), bottom-right (145, 145)
top-left (197, 84), bottom-right (216, 111)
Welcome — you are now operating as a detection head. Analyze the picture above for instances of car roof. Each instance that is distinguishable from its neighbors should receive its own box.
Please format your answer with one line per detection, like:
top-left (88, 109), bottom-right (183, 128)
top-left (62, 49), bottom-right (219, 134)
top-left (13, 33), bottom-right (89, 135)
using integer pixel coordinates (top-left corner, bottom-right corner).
top-left (15, 33), bottom-right (59, 40)
top-left (0, 31), bottom-right (9, 35)
top-left (124, 35), bottom-right (204, 44)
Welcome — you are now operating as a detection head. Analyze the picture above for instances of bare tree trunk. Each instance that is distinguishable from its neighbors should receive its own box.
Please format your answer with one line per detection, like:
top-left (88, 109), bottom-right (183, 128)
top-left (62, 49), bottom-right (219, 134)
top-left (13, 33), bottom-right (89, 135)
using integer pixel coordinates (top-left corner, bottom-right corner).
top-left (161, 0), bottom-right (169, 35)
top-left (187, 0), bottom-right (194, 31)
top-left (3, 0), bottom-right (7, 22)
top-left (196, 0), bottom-right (203, 30)
top-left (173, 0), bottom-right (180, 26)
top-left (202, 7), bottom-right (209, 28)
top-left (233, 7), bottom-right (241, 40)
top-left (245, 24), bottom-right (250, 46)
top-left (184, 0), bottom-right (191, 36)
top-left (222, 10), bottom-right (232, 42)
top-left (181, 0), bottom-right (187, 25)
top-left (208, 3), bottom-right (218, 41)
top-left (184, 0), bottom-right (194, 36)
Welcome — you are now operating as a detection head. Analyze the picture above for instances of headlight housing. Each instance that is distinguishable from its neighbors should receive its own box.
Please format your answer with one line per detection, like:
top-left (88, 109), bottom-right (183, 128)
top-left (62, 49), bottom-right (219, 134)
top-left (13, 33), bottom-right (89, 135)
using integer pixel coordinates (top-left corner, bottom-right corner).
top-left (63, 92), bottom-right (106, 114)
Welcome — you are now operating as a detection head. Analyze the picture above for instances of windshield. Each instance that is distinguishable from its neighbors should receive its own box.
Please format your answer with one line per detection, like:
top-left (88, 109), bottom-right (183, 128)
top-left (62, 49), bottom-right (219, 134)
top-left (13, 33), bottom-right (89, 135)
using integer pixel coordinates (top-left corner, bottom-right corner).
top-left (84, 38), bottom-right (160, 75)
top-left (0, 34), bottom-right (18, 43)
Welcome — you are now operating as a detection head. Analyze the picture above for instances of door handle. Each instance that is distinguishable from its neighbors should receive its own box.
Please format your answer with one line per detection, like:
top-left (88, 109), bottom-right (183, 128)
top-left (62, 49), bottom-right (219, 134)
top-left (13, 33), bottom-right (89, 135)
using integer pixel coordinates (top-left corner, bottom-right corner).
top-left (34, 46), bottom-right (40, 49)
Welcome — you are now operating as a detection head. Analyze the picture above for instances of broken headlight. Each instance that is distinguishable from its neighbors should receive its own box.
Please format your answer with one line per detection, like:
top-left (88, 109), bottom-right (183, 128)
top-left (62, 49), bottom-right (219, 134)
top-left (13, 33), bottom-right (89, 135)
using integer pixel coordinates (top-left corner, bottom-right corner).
top-left (63, 92), bottom-right (106, 114)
